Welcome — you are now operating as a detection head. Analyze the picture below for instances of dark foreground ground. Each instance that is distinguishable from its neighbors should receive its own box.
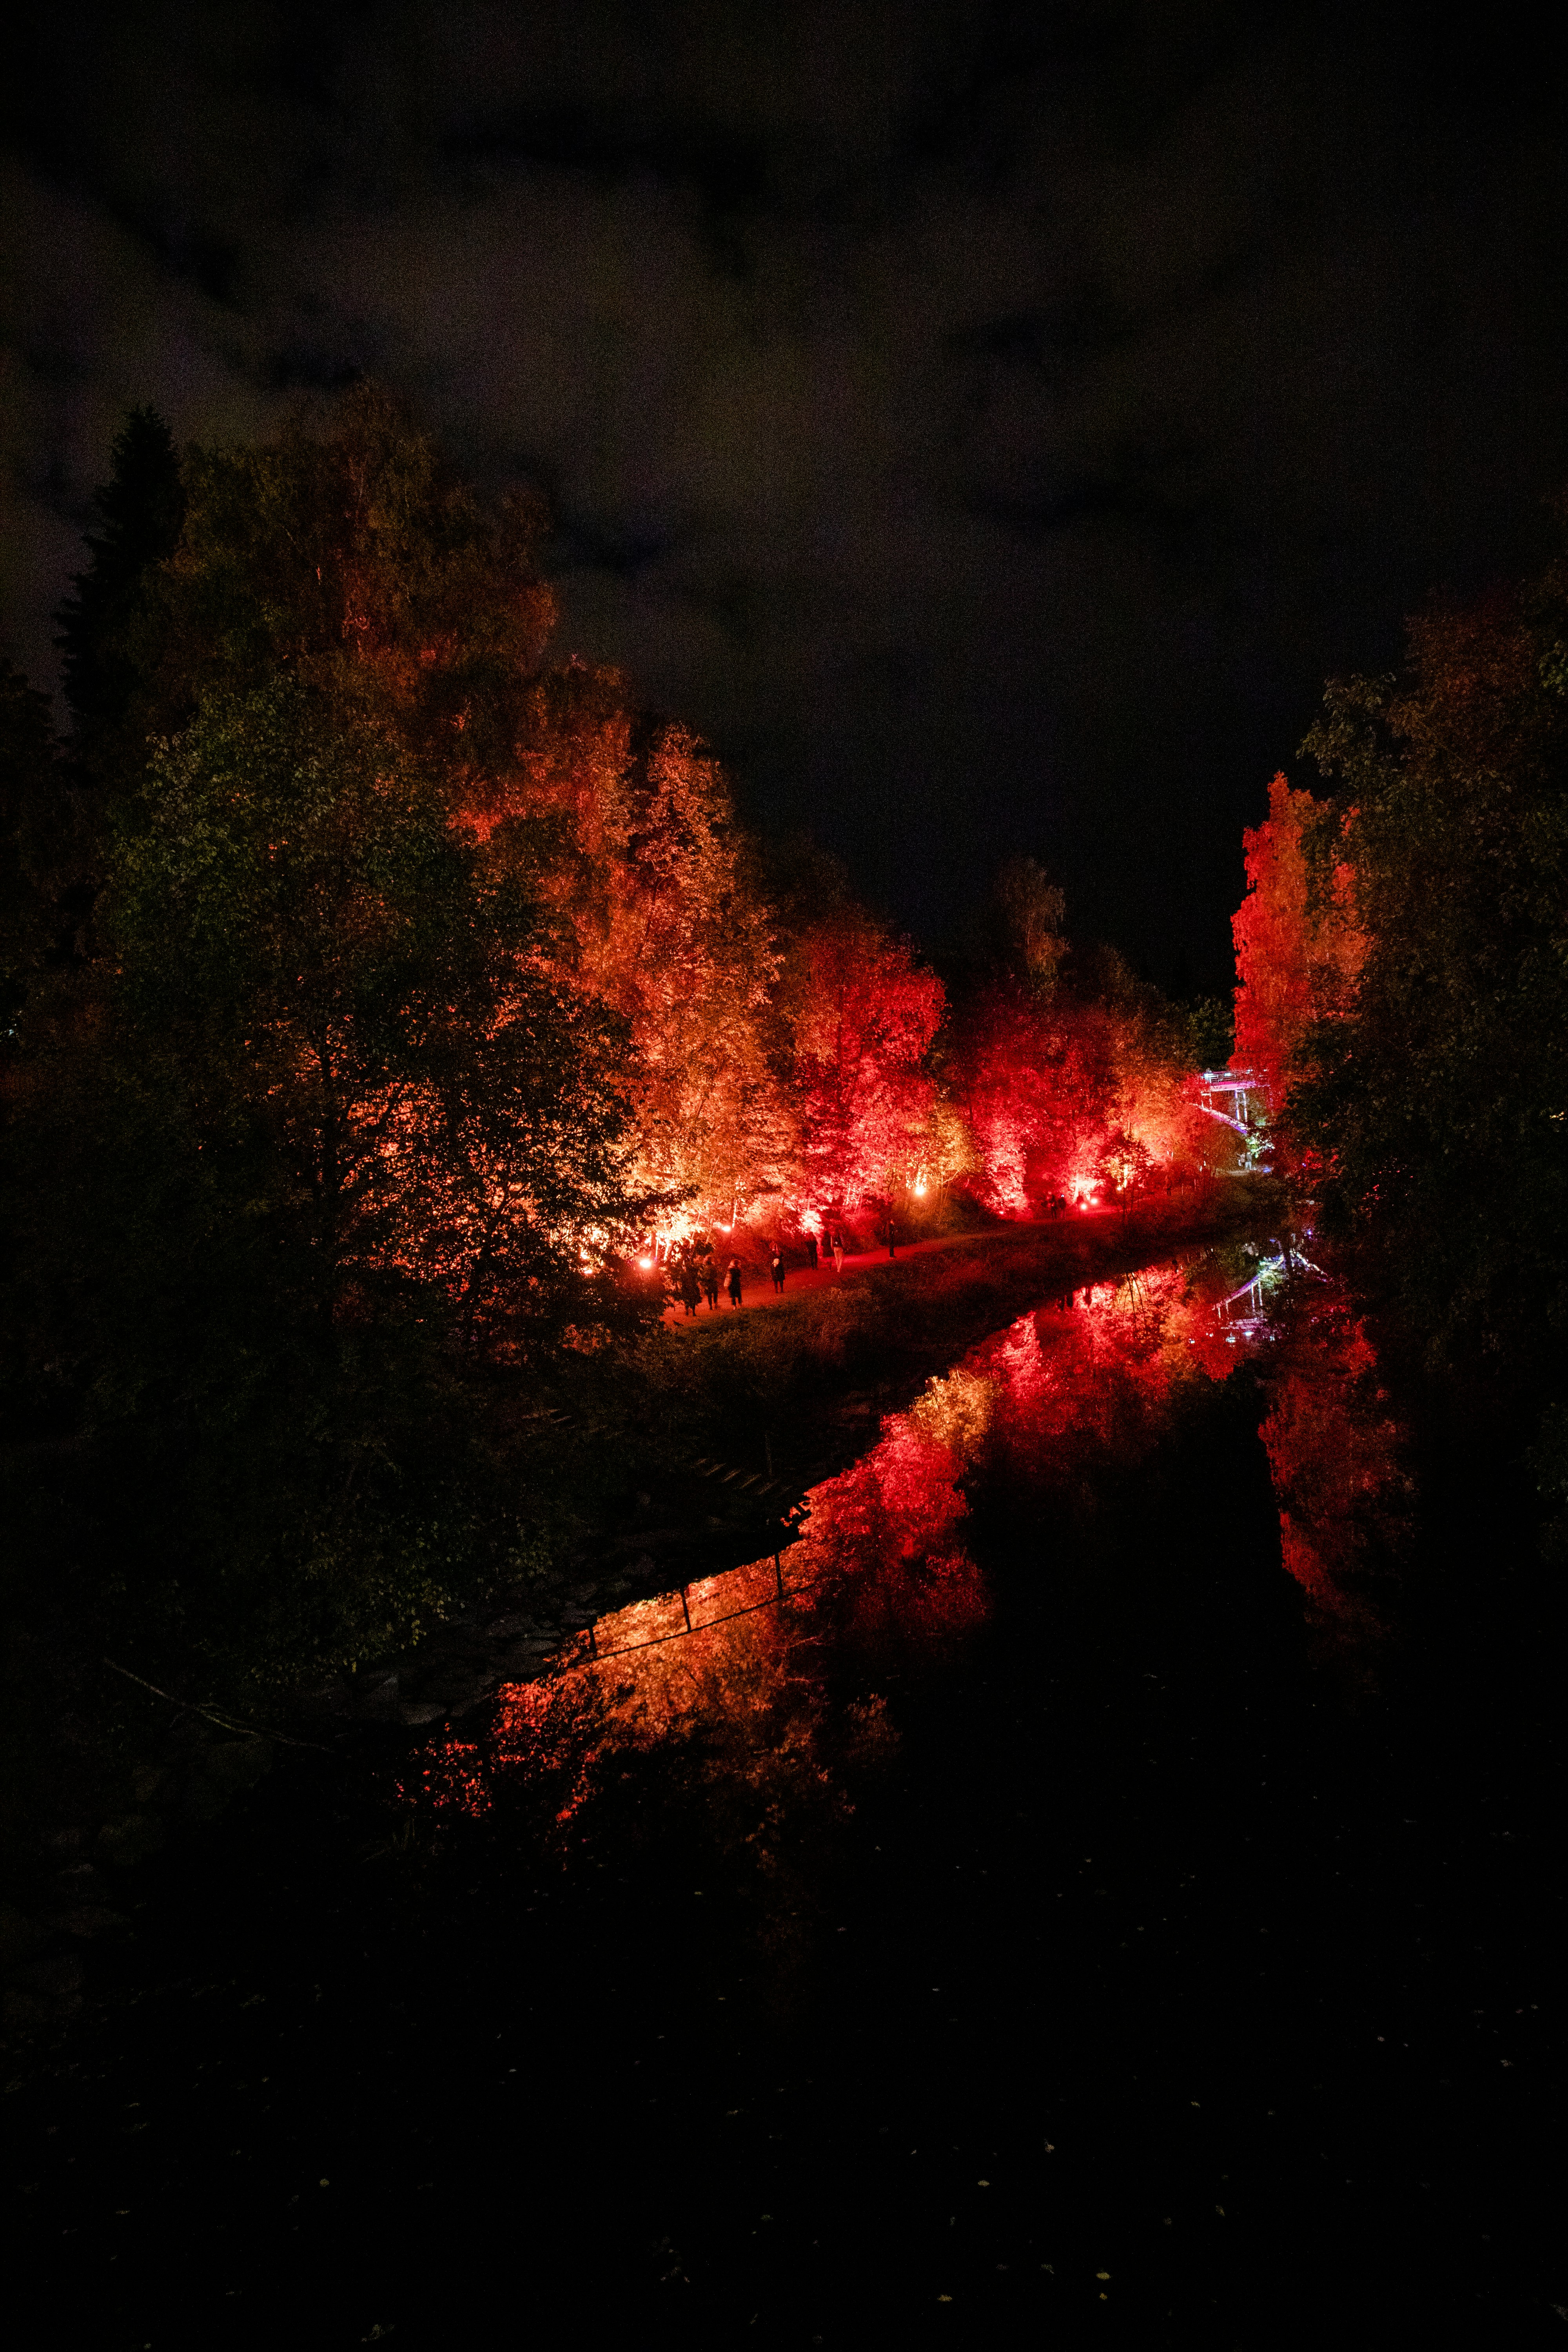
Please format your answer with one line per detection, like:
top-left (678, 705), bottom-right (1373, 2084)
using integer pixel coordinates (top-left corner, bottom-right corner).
top-left (7, 1321), bottom-right (1566, 2348)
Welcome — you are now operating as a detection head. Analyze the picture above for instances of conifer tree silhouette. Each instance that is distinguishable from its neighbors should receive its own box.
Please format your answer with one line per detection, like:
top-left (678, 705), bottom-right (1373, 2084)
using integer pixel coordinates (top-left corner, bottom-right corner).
top-left (54, 406), bottom-right (185, 747)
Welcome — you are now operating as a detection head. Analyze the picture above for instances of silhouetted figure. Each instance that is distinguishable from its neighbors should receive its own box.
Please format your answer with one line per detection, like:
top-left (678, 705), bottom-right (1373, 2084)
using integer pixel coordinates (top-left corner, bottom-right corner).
top-left (678, 1262), bottom-right (702, 1317)
top-left (806, 1231), bottom-right (818, 1270)
top-left (771, 1251), bottom-right (785, 1294)
top-left (726, 1258), bottom-right (743, 1307)
top-left (702, 1260), bottom-right (720, 1310)
top-left (831, 1232), bottom-right (844, 1276)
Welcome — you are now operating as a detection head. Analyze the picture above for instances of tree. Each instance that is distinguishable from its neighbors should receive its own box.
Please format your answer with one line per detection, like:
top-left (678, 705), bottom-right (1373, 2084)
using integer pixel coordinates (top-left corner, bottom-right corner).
top-left (1290, 582), bottom-right (1568, 1385)
top-left (111, 681), bottom-right (646, 1347)
top-left (4, 675), bottom-right (658, 1691)
top-left (54, 407), bottom-right (186, 751)
top-left (478, 672), bottom-right (789, 1229)
top-left (991, 855), bottom-right (1067, 996)
top-left (578, 719), bottom-right (786, 1223)
top-left (129, 385), bottom-right (552, 792)
top-left (945, 926), bottom-right (1209, 1216)
top-left (783, 905), bottom-right (944, 1219)
top-left (949, 981), bottom-right (1116, 1212)
top-left (1100, 962), bottom-right (1216, 1178)
top-left (1183, 995), bottom-right (1234, 1071)
top-left (142, 392), bottom-right (791, 1240)
top-left (3, 396), bottom-right (671, 1691)
top-left (1231, 770), bottom-right (1364, 1125)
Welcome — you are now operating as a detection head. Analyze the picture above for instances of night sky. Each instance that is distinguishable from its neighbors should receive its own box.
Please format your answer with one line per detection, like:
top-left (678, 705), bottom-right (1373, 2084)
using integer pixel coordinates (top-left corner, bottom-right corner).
top-left (5, 4), bottom-right (1568, 990)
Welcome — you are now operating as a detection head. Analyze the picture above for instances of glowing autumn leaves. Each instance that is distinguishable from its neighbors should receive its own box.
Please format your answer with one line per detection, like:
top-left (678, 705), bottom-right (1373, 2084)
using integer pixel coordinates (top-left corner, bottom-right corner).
top-left (787, 908), bottom-right (945, 1220)
top-left (113, 389), bottom-right (1225, 1326)
top-left (1231, 771), bottom-right (1365, 1137)
top-left (461, 688), bottom-right (952, 1237)
top-left (478, 699), bottom-right (791, 1229)
top-left (949, 978), bottom-right (1221, 1218)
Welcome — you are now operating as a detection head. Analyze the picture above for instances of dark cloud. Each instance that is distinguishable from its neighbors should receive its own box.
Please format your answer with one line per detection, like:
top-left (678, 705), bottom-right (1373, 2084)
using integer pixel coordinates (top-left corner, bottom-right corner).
top-left (5, 1), bottom-right (1568, 987)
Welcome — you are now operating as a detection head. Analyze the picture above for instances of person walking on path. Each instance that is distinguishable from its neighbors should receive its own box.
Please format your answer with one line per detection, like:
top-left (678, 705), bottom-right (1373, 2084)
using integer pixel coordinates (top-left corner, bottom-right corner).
top-left (677, 1260), bottom-right (702, 1317)
top-left (770, 1250), bottom-right (785, 1294)
top-left (806, 1230), bottom-right (818, 1270)
top-left (702, 1257), bottom-right (720, 1310)
top-left (726, 1257), bottom-right (743, 1307)
top-left (831, 1231), bottom-right (844, 1277)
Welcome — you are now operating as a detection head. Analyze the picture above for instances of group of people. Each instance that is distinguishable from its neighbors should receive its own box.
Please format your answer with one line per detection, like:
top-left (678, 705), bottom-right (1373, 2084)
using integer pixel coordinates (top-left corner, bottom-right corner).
top-left (664, 1238), bottom-right (728, 1316)
top-left (658, 1225), bottom-right (853, 1317)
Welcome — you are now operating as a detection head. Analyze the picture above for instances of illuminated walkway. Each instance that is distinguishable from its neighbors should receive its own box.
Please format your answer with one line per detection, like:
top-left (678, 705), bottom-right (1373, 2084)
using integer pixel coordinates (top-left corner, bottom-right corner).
top-left (661, 1210), bottom-right (1118, 1322)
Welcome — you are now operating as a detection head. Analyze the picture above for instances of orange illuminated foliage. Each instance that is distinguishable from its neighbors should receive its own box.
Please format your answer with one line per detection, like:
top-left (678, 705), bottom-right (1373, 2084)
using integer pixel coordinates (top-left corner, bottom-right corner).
top-left (449, 657), bottom-right (789, 1235)
top-left (1110, 1012), bottom-right (1214, 1176)
top-left (396, 1739), bottom-right (492, 1818)
top-left (1232, 771), bottom-right (1364, 1125)
top-left (492, 688), bottom-right (790, 1224)
top-left (150, 398), bottom-right (797, 1247)
top-left (136, 395), bottom-right (1136, 1246)
top-left (109, 678), bottom-right (651, 1361)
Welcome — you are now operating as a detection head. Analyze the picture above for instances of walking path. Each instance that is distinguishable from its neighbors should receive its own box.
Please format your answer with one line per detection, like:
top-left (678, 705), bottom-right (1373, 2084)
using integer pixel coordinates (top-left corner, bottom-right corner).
top-left (661, 1209), bottom-right (1118, 1323)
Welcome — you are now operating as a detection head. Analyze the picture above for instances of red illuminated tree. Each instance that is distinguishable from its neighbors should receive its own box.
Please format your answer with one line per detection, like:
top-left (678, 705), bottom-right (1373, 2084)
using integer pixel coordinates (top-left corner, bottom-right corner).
top-left (947, 928), bottom-right (1211, 1217)
top-left (951, 982), bottom-right (1116, 1212)
top-left (782, 906), bottom-right (945, 1219)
